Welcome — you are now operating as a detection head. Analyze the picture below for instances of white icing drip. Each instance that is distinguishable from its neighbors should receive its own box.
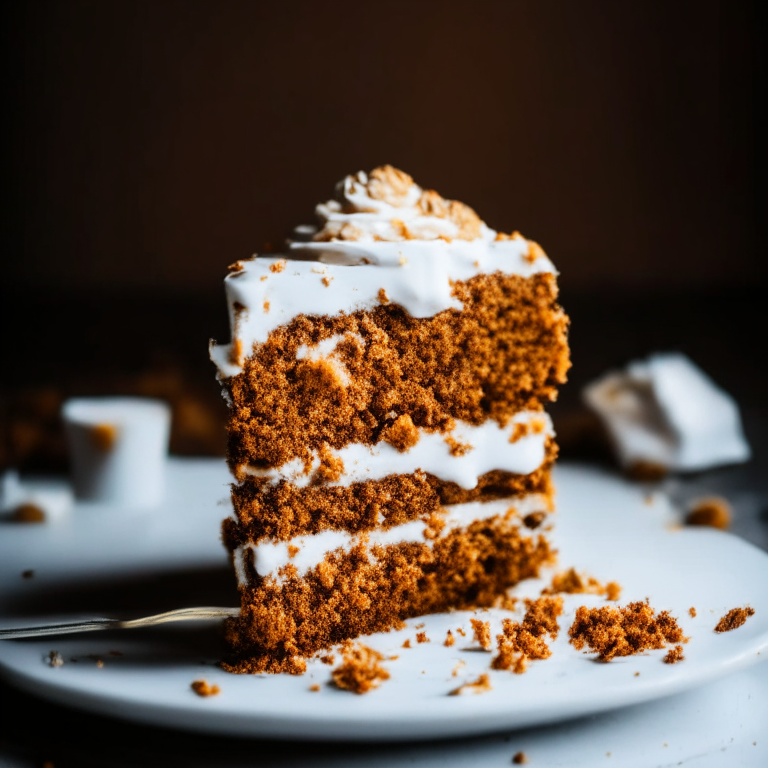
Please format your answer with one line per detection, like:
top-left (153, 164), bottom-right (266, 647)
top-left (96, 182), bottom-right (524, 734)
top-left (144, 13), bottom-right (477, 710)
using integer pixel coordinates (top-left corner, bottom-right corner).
top-left (210, 241), bottom-right (556, 378)
top-left (241, 411), bottom-right (552, 489)
top-left (234, 494), bottom-right (549, 584)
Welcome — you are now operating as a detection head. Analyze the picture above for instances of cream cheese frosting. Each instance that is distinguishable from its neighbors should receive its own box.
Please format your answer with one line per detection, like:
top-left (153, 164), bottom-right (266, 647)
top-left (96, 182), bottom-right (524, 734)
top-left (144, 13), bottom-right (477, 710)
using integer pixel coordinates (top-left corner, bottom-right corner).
top-left (240, 411), bottom-right (552, 490)
top-left (210, 166), bottom-right (557, 378)
top-left (234, 493), bottom-right (550, 584)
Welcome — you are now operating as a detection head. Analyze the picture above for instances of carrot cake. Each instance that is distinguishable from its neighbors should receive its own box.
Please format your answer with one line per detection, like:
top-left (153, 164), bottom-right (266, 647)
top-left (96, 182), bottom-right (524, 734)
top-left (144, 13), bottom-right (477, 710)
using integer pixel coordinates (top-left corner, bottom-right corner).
top-left (210, 166), bottom-right (570, 673)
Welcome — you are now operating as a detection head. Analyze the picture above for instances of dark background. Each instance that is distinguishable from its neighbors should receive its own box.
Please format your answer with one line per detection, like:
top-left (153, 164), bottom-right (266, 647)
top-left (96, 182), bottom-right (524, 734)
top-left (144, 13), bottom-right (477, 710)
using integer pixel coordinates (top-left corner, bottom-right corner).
top-left (2, 0), bottom-right (765, 467)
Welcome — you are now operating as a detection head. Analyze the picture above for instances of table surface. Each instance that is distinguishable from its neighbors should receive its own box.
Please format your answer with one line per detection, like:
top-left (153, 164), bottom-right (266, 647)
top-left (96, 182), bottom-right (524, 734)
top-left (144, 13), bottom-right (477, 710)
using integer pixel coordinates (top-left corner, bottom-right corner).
top-left (1, 289), bottom-right (766, 766)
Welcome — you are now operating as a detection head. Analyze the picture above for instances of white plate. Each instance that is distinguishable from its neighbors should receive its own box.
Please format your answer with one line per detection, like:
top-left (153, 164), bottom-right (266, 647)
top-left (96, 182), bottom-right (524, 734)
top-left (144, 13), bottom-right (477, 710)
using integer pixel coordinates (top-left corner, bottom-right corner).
top-left (0, 459), bottom-right (766, 741)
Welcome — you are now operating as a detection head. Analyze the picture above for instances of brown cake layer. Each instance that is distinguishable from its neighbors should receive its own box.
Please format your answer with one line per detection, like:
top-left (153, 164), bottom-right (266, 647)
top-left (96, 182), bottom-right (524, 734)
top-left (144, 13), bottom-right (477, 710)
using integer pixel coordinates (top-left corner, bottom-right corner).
top-left (225, 272), bottom-right (569, 471)
top-left (225, 439), bottom-right (556, 544)
top-left (223, 513), bottom-right (555, 673)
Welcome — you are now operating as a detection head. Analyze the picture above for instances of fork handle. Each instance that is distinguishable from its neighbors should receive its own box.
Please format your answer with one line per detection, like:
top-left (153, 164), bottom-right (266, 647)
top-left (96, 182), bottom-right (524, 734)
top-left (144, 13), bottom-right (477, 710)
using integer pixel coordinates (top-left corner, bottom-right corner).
top-left (0, 607), bottom-right (240, 640)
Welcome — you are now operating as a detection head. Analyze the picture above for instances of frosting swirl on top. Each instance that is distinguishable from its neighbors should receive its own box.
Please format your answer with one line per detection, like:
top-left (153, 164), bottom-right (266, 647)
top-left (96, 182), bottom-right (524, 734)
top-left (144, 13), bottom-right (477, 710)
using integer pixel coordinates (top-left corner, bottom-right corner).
top-left (300, 165), bottom-right (495, 244)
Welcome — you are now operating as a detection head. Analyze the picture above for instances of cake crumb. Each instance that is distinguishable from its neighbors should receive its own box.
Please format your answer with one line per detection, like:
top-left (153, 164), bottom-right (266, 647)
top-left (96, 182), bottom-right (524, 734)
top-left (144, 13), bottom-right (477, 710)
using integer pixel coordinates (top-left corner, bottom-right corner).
top-left (663, 645), bottom-right (685, 664)
top-left (634, 672), bottom-right (640, 676)
top-left (416, 631), bottom-right (429, 644)
top-left (22, 569), bottom-right (34, 579)
top-left (470, 618), bottom-right (492, 650)
top-left (322, 276), bottom-right (333, 287)
top-left (512, 752), bottom-right (529, 764)
top-left (451, 660), bottom-right (466, 677)
top-left (689, 607), bottom-right (697, 618)
top-left (380, 414), bottom-right (420, 452)
top-left (444, 435), bottom-right (473, 457)
top-left (402, 639), bottom-right (411, 649)
top-left (444, 630), bottom-right (455, 647)
top-left (46, 651), bottom-right (63, 668)
top-left (95, 659), bottom-right (104, 668)
top-left (415, 622), bottom-right (425, 629)
top-left (524, 241), bottom-right (546, 263)
top-left (270, 260), bottom-right (286, 273)
top-left (287, 544), bottom-right (300, 559)
top-left (309, 684), bottom-right (320, 692)
top-left (605, 582), bottom-right (622, 602)
top-left (492, 593), bottom-right (519, 611)
top-left (331, 644), bottom-right (390, 694)
top-left (686, 497), bottom-right (731, 530)
top-left (191, 679), bottom-right (220, 697)
top-left (544, 568), bottom-right (621, 601)
top-left (492, 597), bottom-right (563, 671)
top-left (378, 288), bottom-right (390, 305)
top-left (263, 300), bottom-right (270, 313)
top-left (568, 601), bottom-right (686, 661)
top-left (714, 606), bottom-right (755, 633)
top-left (12, 503), bottom-right (46, 523)
top-left (456, 627), bottom-right (466, 637)
top-left (448, 673), bottom-right (492, 696)
top-left (523, 512), bottom-right (546, 529)
top-left (319, 653), bottom-right (335, 665)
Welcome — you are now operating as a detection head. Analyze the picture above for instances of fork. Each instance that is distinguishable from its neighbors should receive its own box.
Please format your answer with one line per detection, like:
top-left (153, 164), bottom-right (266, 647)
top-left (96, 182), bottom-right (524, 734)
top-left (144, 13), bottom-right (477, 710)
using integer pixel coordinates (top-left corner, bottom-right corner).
top-left (0, 607), bottom-right (240, 640)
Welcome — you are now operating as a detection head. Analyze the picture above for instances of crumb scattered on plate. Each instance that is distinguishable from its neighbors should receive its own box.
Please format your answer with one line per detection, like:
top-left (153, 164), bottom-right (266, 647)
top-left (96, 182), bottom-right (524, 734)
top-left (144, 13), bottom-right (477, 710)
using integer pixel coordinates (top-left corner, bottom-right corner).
top-left (470, 618), bottom-right (491, 650)
top-left (663, 645), bottom-right (685, 664)
top-left (331, 644), bottom-right (390, 694)
top-left (714, 606), bottom-right (755, 633)
top-left (569, 601), bottom-right (686, 662)
top-left (191, 679), bottom-right (220, 697)
top-left (686, 496), bottom-right (731, 530)
top-left (448, 673), bottom-right (492, 696)
top-left (492, 596), bottom-right (563, 672)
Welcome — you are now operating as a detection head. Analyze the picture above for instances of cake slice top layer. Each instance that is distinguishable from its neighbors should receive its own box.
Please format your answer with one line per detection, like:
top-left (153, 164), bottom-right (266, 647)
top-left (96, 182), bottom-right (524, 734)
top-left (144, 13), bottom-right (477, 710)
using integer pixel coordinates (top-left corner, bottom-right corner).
top-left (211, 166), bottom-right (558, 379)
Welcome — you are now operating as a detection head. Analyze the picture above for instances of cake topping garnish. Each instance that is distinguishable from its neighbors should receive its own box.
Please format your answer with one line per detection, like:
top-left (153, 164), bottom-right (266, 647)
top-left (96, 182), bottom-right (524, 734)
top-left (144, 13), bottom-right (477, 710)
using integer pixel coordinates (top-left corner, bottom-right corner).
top-left (312, 166), bottom-right (488, 243)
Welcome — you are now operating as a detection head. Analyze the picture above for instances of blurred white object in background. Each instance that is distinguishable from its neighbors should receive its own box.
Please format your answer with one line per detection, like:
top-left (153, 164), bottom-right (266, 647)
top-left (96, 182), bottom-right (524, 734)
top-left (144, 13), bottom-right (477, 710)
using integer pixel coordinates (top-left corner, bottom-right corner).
top-left (583, 353), bottom-right (751, 473)
top-left (0, 469), bottom-right (73, 522)
top-left (62, 397), bottom-right (171, 507)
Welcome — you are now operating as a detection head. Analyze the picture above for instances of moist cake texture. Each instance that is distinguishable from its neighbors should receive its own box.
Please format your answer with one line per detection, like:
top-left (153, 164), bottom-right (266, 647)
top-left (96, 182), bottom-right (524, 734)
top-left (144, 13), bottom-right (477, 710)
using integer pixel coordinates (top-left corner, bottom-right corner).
top-left (210, 166), bottom-right (570, 673)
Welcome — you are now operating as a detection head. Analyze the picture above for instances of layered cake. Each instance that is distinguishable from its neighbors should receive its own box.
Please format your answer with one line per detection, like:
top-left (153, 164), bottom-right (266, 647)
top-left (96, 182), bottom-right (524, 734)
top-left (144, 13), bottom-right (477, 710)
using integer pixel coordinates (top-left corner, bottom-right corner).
top-left (210, 166), bottom-right (570, 673)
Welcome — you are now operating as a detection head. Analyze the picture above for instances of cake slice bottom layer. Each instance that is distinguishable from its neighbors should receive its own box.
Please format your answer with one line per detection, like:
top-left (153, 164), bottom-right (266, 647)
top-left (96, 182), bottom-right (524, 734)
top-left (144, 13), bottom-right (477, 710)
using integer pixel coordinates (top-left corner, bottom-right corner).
top-left (223, 512), bottom-right (555, 674)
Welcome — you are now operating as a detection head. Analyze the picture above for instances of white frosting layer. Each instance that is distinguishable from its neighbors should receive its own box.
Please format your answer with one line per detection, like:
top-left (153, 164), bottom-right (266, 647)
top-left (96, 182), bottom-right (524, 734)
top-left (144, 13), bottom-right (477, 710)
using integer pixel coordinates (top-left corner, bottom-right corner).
top-left (234, 494), bottom-right (549, 584)
top-left (583, 353), bottom-right (751, 472)
top-left (211, 242), bottom-right (555, 378)
top-left (241, 411), bottom-right (552, 490)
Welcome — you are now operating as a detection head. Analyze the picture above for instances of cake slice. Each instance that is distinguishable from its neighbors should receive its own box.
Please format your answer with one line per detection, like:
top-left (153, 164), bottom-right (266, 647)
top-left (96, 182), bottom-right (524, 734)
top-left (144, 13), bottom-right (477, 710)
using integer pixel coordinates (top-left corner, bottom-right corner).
top-left (210, 166), bottom-right (570, 673)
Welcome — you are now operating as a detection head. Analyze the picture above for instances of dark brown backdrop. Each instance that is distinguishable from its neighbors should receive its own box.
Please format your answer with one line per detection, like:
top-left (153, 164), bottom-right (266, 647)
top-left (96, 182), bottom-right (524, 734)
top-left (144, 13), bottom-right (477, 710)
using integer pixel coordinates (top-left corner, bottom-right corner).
top-left (5, 0), bottom-right (763, 297)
